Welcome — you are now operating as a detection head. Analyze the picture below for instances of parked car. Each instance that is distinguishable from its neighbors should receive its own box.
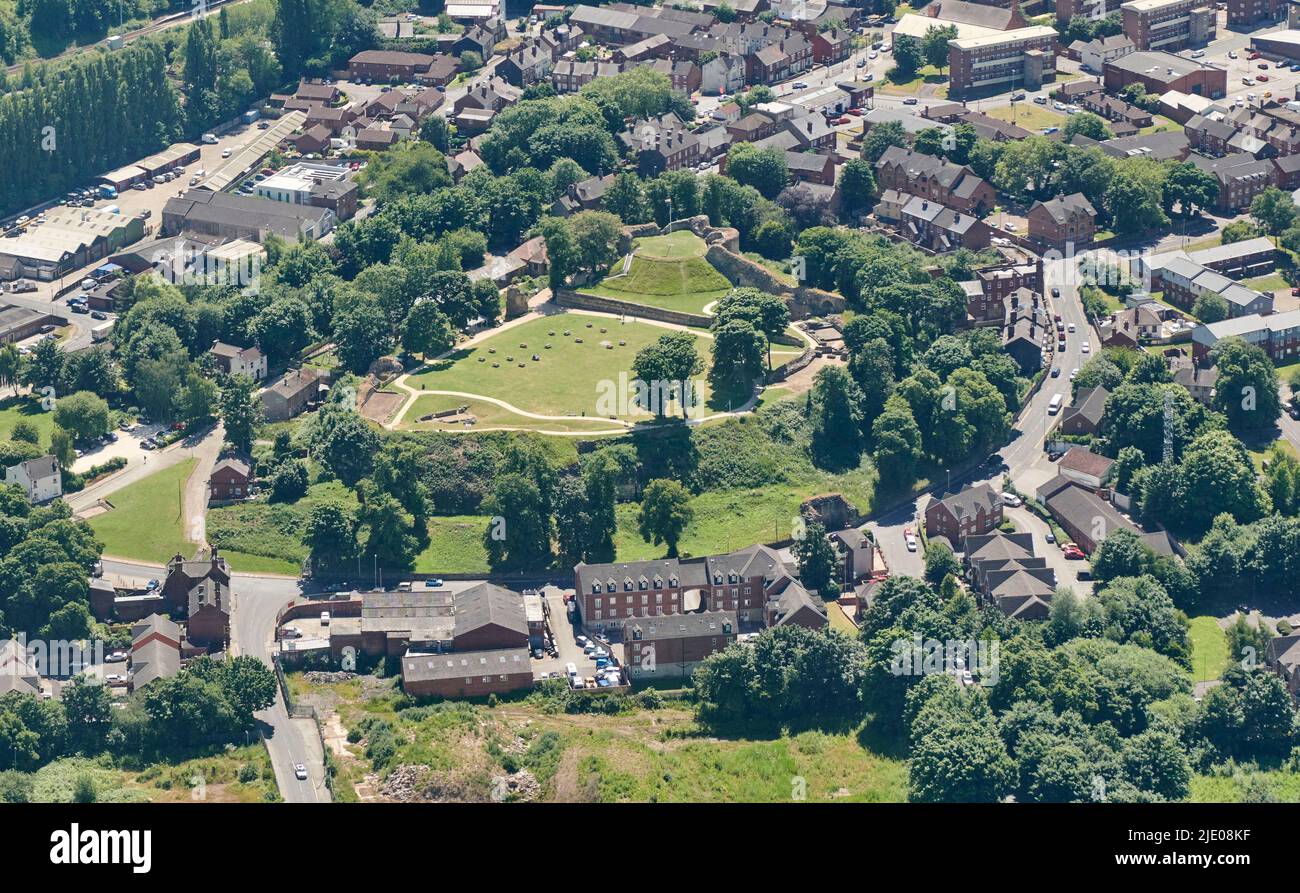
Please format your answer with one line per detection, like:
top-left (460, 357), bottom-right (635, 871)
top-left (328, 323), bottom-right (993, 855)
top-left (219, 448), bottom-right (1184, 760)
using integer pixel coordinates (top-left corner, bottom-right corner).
top-left (904, 527), bottom-right (917, 552)
top-left (902, 97), bottom-right (918, 105)
top-left (281, 627), bottom-right (303, 638)
top-left (90, 310), bottom-right (107, 320)
top-left (1081, 341), bottom-right (1091, 353)
top-left (1034, 95), bottom-right (1047, 104)
top-left (145, 579), bottom-right (159, 590)
top-left (1062, 543), bottom-right (1086, 560)
top-left (105, 651), bottom-right (127, 663)
top-left (565, 662), bottom-right (578, 677)
top-left (1001, 492), bottom-right (1022, 508)
top-left (1045, 532), bottom-right (1056, 544)
top-left (1050, 366), bottom-right (1060, 377)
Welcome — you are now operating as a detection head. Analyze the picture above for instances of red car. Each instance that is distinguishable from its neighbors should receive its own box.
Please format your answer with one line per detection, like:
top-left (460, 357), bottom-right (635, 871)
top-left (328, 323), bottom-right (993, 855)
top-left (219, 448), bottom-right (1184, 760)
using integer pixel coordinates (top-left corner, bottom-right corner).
top-left (1062, 543), bottom-right (1085, 560)
top-left (834, 116), bottom-right (850, 125)
top-left (1248, 51), bottom-right (1261, 60)
top-left (846, 108), bottom-right (864, 116)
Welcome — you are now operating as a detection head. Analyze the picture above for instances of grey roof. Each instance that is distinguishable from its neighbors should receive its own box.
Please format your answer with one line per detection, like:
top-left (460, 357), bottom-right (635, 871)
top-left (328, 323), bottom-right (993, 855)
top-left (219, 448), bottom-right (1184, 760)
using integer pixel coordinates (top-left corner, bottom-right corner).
top-left (131, 613), bottom-right (181, 645)
top-left (1065, 385), bottom-right (1110, 427)
top-left (576, 557), bottom-right (709, 594)
top-left (130, 638), bottom-right (181, 689)
top-left (402, 647), bottom-right (531, 683)
top-left (772, 577), bottom-right (826, 625)
top-left (931, 483), bottom-right (1000, 523)
top-left (453, 581), bottom-right (529, 640)
top-left (11, 455), bottom-right (58, 481)
top-left (164, 190), bottom-right (331, 240)
top-left (1033, 192), bottom-right (1096, 225)
top-left (625, 610), bottom-right (737, 640)
top-left (1107, 50), bottom-right (1220, 81)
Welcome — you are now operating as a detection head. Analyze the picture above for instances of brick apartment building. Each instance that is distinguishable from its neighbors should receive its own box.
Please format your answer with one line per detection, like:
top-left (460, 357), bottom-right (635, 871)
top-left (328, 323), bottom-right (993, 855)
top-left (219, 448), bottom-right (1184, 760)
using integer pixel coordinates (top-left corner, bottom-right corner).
top-left (947, 26), bottom-right (1058, 99)
top-left (924, 483), bottom-right (1004, 544)
top-left (1027, 192), bottom-right (1098, 250)
top-left (1120, 0), bottom-right (1216, 52)
top-left (1227, 0), bottom-right (1284, 26)
top-left (623, 611), bottom-right (737, 678)
top-left (347, 50), bottom-right (436, 82)
top-left (1193, 308), bottom-right (1300, 363)
top-left (875, 145), bottom-right (997, 215)
top-left (574, 544), bottom-right (826, 633)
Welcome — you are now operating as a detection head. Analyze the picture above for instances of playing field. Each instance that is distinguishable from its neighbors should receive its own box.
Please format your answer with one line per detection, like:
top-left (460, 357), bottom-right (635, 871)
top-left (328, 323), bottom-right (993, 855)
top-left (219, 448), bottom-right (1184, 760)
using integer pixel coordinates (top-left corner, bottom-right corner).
top-left (404, 313), bottom-right (720, 421)
top-left (579, 231), bottom-right (733, 314)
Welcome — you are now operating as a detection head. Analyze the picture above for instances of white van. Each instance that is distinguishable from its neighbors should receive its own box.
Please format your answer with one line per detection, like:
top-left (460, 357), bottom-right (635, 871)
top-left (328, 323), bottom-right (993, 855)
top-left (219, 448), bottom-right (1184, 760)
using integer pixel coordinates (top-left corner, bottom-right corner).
top-left (320, 611), bottom-right (330, 626)
top-left (1048, 394), bottom-right (1063, 415)
top-left (202, 133), bottom-right (218, 144)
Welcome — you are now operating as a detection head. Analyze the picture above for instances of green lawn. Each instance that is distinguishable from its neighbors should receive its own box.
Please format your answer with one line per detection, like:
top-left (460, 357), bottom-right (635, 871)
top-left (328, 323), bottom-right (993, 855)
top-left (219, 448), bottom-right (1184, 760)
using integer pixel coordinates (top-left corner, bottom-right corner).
top-left (0, 396), bottom-right (56, 447)
top-left (89, 459), bottom-right (197, 563)
top-left (1188, 615), bottom-right (1230, 683)
top-left (984, 102), bottom-right (1064, 132)
top-left (612, 466), bottom-right (876, 561)
top-left (1245, 272), bottom-right (1289, 292)
top-left (580, 249), bottom-right (733, 315)
top-left (635, 230), bottom-right (709, 259)
top-left (878, 64), bottom-right (947, 97)
top-left (404, 313), bottom-right (721, 421)
top-left (414, 515), bottom-right (493, 574)
top-left (207, 480), bottom-right (356, 572)
top-left (403, 392), bottom-right (628, 434)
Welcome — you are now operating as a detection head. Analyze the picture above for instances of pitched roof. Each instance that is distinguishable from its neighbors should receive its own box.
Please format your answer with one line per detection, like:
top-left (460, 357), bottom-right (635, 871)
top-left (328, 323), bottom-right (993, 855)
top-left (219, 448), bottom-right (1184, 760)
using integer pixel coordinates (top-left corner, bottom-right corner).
top-left (1058, 446), bottom-right (1114, 480)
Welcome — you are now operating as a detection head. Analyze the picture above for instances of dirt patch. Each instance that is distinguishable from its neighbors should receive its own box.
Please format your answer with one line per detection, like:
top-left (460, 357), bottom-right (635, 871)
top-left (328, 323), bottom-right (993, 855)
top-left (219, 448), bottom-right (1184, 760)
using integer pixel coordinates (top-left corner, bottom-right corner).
top-left (779, 354), bottom-right (844, 397)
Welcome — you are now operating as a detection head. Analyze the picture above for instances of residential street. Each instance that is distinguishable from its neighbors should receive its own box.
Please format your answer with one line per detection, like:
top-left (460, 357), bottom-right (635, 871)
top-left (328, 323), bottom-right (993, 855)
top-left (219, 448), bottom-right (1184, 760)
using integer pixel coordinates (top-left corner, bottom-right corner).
top-left (103, 554), bottom-right (328, 803)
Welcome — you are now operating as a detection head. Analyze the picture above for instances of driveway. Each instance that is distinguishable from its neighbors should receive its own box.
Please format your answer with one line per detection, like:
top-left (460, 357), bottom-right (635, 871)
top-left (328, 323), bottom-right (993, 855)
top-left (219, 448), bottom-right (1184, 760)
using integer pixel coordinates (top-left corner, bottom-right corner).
top-left (1004, 505), bottom-right (1093, 596)
top-left (543, 586), bottom-right (599, 681)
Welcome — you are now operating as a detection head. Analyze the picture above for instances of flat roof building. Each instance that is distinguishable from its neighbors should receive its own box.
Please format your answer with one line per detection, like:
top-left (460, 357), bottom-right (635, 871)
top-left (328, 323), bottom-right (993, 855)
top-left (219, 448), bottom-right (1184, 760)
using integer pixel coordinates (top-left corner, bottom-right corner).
top-left (947, 26), bottom-right (1059, 99)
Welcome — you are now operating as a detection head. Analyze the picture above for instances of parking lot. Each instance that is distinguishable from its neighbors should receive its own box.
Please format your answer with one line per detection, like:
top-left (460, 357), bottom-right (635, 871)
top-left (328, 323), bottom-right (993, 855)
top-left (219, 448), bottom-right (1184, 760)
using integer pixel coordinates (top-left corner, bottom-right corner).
top-left (537, 586), bottom-right (622, 689)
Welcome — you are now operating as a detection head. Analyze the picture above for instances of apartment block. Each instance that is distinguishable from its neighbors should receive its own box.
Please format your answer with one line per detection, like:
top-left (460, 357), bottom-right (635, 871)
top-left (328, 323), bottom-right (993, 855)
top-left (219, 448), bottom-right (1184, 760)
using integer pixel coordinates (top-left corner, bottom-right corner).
top-left (947, 26), bottom-right (1058, 98)
top-left (1121, 0), bottom-right (1216, 52)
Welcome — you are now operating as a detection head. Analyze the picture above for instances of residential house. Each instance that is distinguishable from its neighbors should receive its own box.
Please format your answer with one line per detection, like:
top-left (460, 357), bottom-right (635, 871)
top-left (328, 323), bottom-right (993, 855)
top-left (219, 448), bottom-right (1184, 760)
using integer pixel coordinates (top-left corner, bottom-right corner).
top-left (829, 528), bottom-right (875, 587)
top-left (621, 113), bottom-right (700, 175)
top-left (875, 146), bottom-right (997, 216)
top-left (552, 173), bottom-right (616, 216)
top-left (1266, 633), bottom-right (1300, 701)
top-left (1003, 294), bottom-right (1047, 374)
top-left (702, 53), bottom-right (747, 95)
top-left (1189, 152), bottom-right (1277, 213)
top-left (964, 531), bottom-right (1056, 620)
top-left (1192, 308), bottom-right (1300, 363)
top-left (1027, 193), bottom-right (1098, 251)
top-left (1058, 447), bottom-right (1115, 489)
top-left (261, 367), bottom-right (329, 421)
top-left (209, 458), bottom-right (253, 502)
top-left (1059, 385), bottom-right (1110, 436)
top-left (1074, 34), bottom-right (1137, 72)
top-left (209, 341), bottom-right (267, 380)
top-left (496, 43), bottom-right (554, 87)
top-left (897, 195), bottom-right (994, 252)
top-left (5, 455), bottom-right (61, 503)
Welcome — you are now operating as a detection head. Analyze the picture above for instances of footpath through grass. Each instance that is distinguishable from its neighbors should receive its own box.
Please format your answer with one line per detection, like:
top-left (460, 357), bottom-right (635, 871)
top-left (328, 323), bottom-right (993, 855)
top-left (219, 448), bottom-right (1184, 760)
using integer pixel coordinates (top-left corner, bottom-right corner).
top-left (89, 458), bottom-right (197, 563)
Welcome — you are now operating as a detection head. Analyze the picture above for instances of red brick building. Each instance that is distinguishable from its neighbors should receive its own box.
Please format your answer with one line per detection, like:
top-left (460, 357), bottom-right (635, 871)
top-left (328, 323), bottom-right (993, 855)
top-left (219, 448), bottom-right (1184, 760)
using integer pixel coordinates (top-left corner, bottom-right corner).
top-left (209, 458), bottom-right (252, 502)
top-left (623, 611), bottom-right (737, 678)
top-left (1027, 192), bottom-right (1097, 251)
top-left (924, 484), bottom-right (1004, 543)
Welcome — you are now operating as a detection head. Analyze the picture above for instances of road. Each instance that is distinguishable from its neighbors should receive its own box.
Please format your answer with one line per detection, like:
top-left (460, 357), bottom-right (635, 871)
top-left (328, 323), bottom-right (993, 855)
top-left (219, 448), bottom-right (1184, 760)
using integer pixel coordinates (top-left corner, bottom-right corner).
top-left (103, 547), bottom-right (329, 803)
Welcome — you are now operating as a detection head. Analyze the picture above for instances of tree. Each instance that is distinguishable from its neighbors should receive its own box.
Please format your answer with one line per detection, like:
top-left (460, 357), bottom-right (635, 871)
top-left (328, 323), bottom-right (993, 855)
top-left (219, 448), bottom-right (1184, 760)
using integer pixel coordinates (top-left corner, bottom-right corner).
top-left (891, 34), bottom-right (923, 80)
top-left (48, 426), bottom-right (75, 470)
top-left (305, 502), bottom-right (359, 569)
top-left (1162, 161), bottom-right (1218, 217)
top-left (318, 411), bottom-right (380, 487)
top-left (924, 540), bottom-right (960, 584)
top-left (708, 319), bottom-right (766, 401)
top-left (62, 677), bottom-right (112, 755)
top-left (402, 302), bottom-right (455, 358)
top-left (52, 391), bottom-right (108, 444)
top-left (1063, 111), bottom-right (1112, 142)
top-left (1250, 186), bottom-right (1298, 235)
top-left (269, 459), bottom-right (309, 503)
top-left (638, 478), bottom-right (694, 557)
top-left (713, 288), bottom-right (790, 371)
top-left (793, 520), bottom-right (838, 594)
top-left (839, 158), bottom-right (876, 219)
top-left (921, 25), bottom-right (958, 73)
top-left (569, 210), bottom-right (623, 276)
top-left (334, 300), bottom-right (394, 374)
top-left (1197, 666), bottom-right (1298, 761)
top-left (809, 365), bottom-right (863, 471)
top-left (725, 143), bottom-right (789, 199)
top-left (219, 374), bottom-right (261, 454)
top-left (872, 395), bottom-right (922, 488)
top-left (178, 372), bottom-right (218, 426)
top-left (1104, 157), bottom-right (1169, 235)
top-left (631, 332), bottom-right (704, 418)
top-left (1212, 336), bottom-right (1281, 432)
top-left (482, 473), bottom-right (553, 568)
top-left (1191, 291), bottom-right (1229, 323)
top-left (860, 120), bottom-right (906, 165)
top-left (909, 711), bottom-right (1016, 802)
